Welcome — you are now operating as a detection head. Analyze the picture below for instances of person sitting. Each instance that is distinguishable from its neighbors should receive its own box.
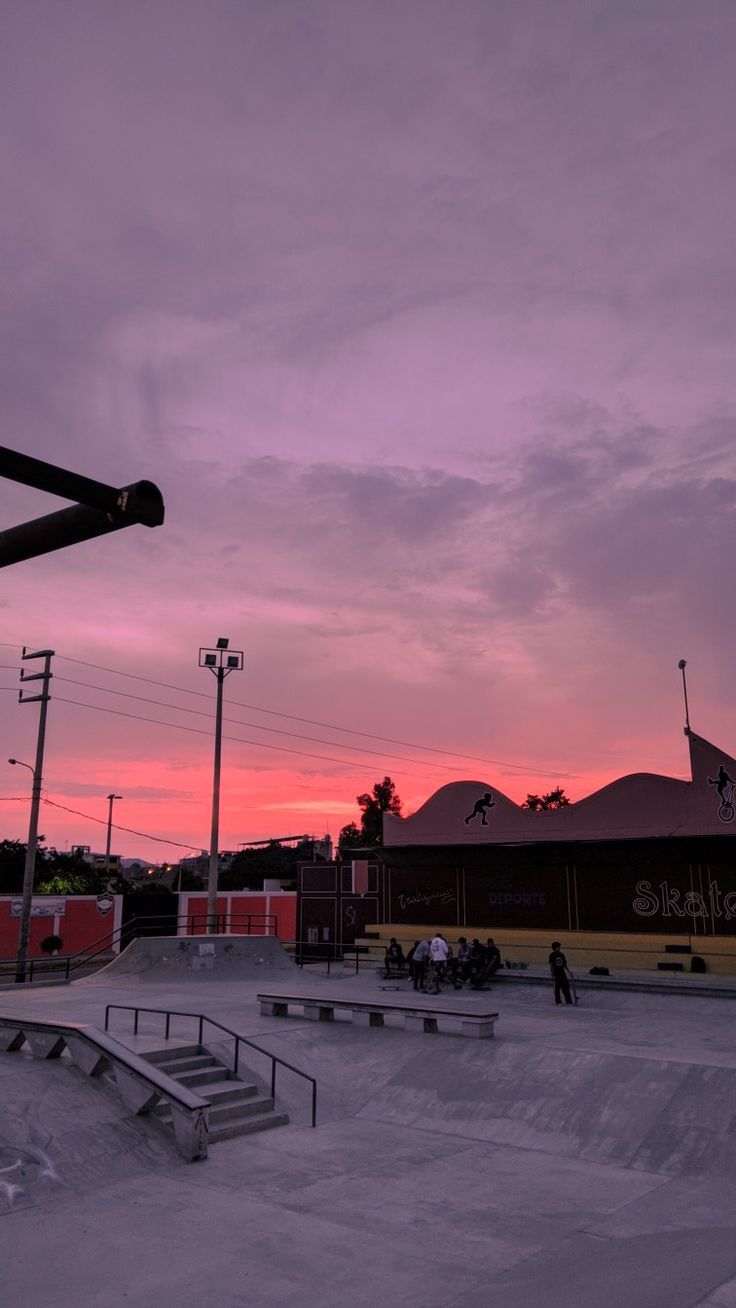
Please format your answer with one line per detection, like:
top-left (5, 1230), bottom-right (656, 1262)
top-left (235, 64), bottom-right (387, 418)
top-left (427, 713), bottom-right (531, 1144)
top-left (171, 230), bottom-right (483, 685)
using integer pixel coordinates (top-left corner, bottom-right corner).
top-left (467, 938), bottom-right (486, 986)
top-left (383, 937), bottom-right (406, 978)
top-left (471, 937), bottom-right (502, 988)
top-left (453, 936), bottom-right (473, 984)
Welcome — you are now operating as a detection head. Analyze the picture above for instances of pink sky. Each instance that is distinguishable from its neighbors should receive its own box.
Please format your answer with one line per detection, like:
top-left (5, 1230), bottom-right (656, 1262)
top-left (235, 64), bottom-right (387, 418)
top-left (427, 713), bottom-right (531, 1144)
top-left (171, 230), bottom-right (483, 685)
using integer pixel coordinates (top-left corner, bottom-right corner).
top-left (2, 1), bottom-right (736, 862)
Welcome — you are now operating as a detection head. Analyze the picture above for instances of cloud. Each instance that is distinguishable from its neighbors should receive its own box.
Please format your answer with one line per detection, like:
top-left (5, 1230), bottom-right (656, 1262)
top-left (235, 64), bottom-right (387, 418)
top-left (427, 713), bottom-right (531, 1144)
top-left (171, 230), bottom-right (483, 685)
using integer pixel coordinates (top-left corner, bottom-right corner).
top-left (3, 1), bottom-right (736, 853)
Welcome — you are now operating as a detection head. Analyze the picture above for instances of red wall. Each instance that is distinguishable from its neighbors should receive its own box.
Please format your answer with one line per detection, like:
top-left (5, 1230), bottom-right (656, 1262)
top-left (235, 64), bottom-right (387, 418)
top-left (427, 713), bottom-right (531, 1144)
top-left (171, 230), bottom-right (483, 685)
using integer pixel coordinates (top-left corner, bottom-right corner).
top-left (179, 892), bottom-right (296, 941)
top-left (0, 895), bottom-right (123, 959)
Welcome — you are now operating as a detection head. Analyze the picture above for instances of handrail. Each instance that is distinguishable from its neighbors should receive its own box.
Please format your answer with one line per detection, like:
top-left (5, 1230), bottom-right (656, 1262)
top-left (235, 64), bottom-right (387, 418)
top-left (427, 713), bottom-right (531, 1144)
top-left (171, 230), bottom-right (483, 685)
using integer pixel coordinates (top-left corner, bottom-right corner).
top-left (290, 944), bottom-right (362, 976)
top-left (0, 1012), bottom-right (210, 1160)
top-left (104, 1003), bottom-right (318, 1128)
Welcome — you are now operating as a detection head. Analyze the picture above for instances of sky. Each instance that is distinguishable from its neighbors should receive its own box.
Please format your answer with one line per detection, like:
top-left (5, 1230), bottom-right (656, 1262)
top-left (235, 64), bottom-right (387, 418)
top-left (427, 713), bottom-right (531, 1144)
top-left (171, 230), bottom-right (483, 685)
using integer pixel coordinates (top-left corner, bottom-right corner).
top-left (1, 0), bottom-right (735, 864)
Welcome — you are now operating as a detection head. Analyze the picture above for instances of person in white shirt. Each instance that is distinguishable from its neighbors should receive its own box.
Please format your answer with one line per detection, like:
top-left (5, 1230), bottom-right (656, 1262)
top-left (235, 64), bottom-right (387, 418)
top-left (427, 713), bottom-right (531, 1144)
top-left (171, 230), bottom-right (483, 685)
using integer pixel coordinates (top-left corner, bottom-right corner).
top-left (427, 933), bottom-right (450, 993)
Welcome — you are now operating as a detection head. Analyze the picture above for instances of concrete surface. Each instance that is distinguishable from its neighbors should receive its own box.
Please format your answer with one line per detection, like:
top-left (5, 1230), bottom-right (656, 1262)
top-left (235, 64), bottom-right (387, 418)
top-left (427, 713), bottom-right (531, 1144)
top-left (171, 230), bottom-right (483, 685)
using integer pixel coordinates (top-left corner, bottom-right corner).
top-left (2, 942), bottom-right (736, 1307)
top-left (77, 931), bottom-right (294, 983)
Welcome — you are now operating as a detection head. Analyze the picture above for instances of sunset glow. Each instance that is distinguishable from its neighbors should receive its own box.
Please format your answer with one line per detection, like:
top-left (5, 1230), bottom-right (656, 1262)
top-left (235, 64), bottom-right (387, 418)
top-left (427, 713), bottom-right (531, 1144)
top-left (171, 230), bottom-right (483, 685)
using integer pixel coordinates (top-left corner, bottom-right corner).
top-left (2, 2), bottom-right (735, 861)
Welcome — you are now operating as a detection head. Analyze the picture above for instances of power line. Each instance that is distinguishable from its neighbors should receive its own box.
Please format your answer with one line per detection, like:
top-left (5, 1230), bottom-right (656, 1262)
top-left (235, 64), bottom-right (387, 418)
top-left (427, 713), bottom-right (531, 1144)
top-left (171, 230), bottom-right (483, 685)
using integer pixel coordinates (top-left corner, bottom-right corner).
top-left (49, 674), bottom-right (464, 773)
top-left (50, 694), bottom-right (453, 775)
top-left (3, 645), bottom-right (574, 778)
top-left (52, 653), bottom-right (572, 778)
top-left (39, 797), bottom-right (200, 851)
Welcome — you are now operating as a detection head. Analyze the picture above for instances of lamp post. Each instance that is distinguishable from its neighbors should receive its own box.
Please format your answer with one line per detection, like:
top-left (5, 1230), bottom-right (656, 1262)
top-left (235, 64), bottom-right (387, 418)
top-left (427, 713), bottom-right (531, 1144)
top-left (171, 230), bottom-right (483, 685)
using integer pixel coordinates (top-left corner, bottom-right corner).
top-left (105, 794), bottom-right (122, 884)
top-left (199, 638), bottom-right (244, 931)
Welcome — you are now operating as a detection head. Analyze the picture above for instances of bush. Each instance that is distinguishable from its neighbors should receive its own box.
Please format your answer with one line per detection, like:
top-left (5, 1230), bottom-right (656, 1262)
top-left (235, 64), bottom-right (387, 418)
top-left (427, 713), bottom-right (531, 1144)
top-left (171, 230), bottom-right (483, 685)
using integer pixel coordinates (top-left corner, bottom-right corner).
top-left (40, 934), bottom-right (64, 954)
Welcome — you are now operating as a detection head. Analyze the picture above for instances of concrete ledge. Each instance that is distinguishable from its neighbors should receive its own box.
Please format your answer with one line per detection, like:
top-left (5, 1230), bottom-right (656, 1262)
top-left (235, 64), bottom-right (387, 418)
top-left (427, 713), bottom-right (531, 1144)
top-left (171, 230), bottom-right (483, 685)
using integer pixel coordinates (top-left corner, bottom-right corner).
top-left (257, 993), bottom-right (497, 1037)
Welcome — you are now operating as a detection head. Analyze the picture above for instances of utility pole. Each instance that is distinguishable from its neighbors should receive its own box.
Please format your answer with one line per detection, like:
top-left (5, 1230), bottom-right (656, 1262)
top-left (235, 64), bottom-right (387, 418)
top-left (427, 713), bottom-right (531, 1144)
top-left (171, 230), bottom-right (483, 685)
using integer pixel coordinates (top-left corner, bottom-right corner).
top-left (15, 648), bottom-right (54, 982)
top-left (104, 793), bottom-right (122, 884)
top-left (198, 638), bottom-right (244, 932)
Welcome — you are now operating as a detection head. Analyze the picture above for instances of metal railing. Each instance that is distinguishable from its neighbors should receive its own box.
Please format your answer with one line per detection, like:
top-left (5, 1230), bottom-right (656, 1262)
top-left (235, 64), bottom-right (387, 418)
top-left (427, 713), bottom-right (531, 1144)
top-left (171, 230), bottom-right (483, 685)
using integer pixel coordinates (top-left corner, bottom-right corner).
top-left (104, 1003), bottom-right (318, 1128)
top-left (290, 942), bottom-right (364, 976)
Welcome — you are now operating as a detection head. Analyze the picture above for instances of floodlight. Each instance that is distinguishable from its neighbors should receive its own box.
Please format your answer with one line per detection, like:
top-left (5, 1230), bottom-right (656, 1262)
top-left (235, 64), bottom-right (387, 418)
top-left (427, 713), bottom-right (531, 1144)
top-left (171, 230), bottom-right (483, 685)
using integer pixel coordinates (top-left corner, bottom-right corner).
top-left (204, 653), bottom-right (217, 666)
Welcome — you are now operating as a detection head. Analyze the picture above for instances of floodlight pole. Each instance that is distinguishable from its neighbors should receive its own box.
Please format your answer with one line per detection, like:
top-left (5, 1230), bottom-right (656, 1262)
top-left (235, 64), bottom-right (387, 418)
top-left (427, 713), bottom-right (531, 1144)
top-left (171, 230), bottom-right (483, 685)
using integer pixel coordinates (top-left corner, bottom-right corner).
top-left (15, 648), bottom-right (54, 982)
top-left (209, 667), bottom-right (225, 929)
top-left (199, 640), bottom-right (244, 932)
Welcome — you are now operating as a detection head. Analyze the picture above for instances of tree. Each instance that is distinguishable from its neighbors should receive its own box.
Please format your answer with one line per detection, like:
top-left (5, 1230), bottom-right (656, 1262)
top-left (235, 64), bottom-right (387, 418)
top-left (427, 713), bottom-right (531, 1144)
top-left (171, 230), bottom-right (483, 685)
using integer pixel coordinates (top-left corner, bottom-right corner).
top-left (36, 847), bottom-right (103, 895)
top-left (521, 787), bottom-right (571, 811)
top-left (220, 839), bottom-right (313, 891)
top-left (337, 822), bottom-right (362, 849)
top-left (0, 840), bottom-right (104, 895)
top-left (339, 776), bottom-right (402, 848)
top-left (0, 839), bottom-right (27, 895)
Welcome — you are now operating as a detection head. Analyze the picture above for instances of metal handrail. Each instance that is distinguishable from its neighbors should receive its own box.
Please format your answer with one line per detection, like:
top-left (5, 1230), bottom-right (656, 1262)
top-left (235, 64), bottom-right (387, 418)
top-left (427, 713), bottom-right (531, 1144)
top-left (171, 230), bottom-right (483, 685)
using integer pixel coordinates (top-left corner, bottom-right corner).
top-left (104, 1003), bottom-right (318, 1128)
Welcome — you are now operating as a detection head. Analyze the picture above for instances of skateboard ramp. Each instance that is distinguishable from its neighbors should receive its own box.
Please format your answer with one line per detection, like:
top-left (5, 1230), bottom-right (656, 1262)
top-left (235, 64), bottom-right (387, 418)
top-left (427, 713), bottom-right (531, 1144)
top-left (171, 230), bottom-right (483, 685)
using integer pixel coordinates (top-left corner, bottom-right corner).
top-left (78, 933), bottom-right (295, 984)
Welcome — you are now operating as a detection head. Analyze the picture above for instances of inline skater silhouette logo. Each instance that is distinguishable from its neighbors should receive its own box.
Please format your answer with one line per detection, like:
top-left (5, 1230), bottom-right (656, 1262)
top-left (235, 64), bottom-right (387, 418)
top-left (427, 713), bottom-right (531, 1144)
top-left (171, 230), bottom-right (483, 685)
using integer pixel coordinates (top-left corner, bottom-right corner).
top-left (464, 791), bottom-right (495, 827)
top-left (708, 764), bottom-right (736, 823)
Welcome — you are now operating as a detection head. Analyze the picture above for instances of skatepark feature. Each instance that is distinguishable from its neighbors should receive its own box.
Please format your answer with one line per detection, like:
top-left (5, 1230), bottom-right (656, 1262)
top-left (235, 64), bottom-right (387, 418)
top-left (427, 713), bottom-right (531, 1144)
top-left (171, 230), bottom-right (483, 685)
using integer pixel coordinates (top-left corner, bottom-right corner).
top-left (78, 933), bottom-right (295, 983)
top-left (4, 947), bottom-right (736, 1305)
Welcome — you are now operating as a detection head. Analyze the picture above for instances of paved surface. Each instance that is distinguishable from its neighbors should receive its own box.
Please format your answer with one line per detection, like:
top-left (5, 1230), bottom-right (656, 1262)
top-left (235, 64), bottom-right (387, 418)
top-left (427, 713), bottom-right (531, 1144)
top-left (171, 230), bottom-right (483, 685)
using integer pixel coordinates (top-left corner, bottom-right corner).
top-left (3, 943), bottom-right (736, 1307)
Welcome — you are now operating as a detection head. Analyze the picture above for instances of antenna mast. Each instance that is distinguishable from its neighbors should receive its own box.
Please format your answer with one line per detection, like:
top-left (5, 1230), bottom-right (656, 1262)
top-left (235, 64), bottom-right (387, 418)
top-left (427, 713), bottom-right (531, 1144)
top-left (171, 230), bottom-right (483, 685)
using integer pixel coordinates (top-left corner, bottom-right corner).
top-left (678, 659), bottom-right (691, 736)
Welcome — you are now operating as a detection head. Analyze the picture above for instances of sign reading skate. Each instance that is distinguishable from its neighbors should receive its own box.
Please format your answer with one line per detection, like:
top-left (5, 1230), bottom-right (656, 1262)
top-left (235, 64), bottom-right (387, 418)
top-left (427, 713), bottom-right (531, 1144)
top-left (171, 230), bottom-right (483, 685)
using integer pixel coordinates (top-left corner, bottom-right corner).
top-left (632, 879), bottom-right (736, 922)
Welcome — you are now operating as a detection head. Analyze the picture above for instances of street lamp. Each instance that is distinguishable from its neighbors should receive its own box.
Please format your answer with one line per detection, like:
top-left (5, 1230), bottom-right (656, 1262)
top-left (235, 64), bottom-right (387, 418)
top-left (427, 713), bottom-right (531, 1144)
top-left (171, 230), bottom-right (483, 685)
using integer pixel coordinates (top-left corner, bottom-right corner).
top-left (105, 794), bottom-right (123, 884)
top-left (198, 637), bottom-right (244, 931)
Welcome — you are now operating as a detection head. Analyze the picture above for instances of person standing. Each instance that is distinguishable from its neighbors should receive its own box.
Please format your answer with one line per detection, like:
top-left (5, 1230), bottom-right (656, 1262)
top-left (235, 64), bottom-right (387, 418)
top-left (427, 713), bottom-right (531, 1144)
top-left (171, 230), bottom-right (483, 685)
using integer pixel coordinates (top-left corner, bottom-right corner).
top-left (411, 938), bottom-right (431, 991)
top-left (427, 932), bottom-right (450, 993)
top-left (549, 941), bottom-right (573, 1006)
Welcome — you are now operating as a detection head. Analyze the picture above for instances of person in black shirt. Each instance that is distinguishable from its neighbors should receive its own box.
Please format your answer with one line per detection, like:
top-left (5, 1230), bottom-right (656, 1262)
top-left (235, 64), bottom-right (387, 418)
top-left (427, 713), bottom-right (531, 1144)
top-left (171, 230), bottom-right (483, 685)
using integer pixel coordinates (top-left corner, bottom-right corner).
top-left (467, 938), bottom-right (486, 986)
top-left (470, 937), bottom-right (502, 988)
top-left (549, 941), bottom-right (572, 1005)
top-left (383, 938), bottom-right (405, 979)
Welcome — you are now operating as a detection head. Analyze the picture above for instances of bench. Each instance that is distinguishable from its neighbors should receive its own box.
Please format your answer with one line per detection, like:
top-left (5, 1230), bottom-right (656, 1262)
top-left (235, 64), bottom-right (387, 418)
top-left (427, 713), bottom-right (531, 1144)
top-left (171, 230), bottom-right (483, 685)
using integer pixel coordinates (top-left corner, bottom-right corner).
top-left (257, 993), bottom-right (498, 1039)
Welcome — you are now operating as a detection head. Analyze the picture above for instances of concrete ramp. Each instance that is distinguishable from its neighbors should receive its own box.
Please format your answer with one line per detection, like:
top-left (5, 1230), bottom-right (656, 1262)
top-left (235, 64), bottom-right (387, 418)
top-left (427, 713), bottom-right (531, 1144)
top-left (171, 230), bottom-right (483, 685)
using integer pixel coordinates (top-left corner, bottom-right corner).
top-left (77, 934), bottom-right (295, 984)
top-left (359, 1042), bottom-right (736, 1179)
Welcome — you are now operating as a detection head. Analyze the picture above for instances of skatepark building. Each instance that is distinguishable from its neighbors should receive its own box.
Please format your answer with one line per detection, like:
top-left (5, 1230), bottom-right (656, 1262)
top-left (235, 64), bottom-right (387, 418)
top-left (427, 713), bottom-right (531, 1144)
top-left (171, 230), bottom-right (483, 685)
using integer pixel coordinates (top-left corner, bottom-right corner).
top-left (297, 731), bottom-right (736, 966)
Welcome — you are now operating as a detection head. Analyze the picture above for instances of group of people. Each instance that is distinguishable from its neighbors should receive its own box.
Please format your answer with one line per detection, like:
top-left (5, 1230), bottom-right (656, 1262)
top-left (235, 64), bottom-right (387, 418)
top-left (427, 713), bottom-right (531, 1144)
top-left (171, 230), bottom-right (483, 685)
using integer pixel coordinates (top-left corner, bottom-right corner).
top-left (382, 935), bottom-right (577, 1004)
top-left (383, 934), bottom-right (502, 992)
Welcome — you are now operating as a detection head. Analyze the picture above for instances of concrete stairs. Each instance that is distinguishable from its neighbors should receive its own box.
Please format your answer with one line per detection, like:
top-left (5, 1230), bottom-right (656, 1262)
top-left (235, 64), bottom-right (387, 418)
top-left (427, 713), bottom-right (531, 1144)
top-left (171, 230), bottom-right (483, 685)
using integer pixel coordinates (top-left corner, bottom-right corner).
top-left (143, 1044), bottom-right (289, 1143)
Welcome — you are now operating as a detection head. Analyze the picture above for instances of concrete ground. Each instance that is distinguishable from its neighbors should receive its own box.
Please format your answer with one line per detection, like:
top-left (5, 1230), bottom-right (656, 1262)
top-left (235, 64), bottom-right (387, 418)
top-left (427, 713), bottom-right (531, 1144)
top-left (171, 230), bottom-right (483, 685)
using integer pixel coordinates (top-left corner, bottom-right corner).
top-left (3, 950), bottom-right (736, 1308)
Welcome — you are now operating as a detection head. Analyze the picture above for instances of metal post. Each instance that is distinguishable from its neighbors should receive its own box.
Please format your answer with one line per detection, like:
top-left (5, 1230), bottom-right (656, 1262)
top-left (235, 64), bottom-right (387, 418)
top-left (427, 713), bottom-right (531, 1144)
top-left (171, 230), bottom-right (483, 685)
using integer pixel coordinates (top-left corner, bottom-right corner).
top-left (199, 639), bottom-right (244, 933)
top-left (104, 793), bottom-right (122, 883)
top-left (678, 659), bottom-right (691, 735)
top-left (15, 649), bottom-right (54, 983)
top-left (207, 666), bottom-right (225, 930)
